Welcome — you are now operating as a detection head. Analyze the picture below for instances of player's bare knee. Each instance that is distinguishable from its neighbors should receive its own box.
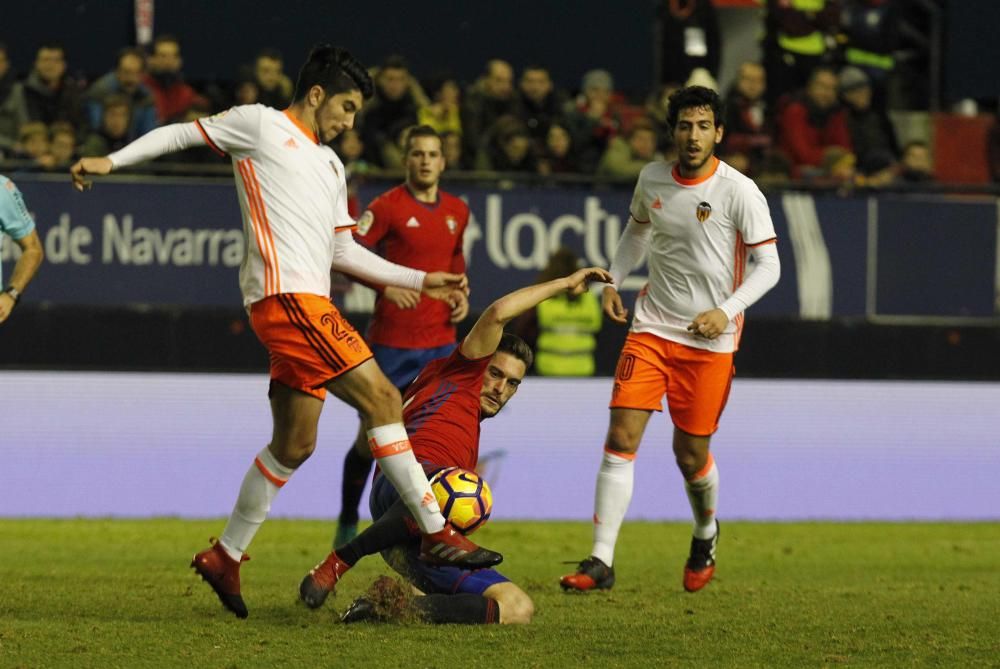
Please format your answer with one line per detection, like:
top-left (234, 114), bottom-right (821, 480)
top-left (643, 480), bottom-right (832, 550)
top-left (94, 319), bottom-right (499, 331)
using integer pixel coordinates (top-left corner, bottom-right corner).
top-left (675, 452), bottom-right (701, 479)
top-left (497, 589), bottom-right (534, 625)
top-left (270, 437), bottom-right (316, 468)
top-left (605, 426), bottom-right (641, 455)
top-left (359, 380), bottom-right (402, 425)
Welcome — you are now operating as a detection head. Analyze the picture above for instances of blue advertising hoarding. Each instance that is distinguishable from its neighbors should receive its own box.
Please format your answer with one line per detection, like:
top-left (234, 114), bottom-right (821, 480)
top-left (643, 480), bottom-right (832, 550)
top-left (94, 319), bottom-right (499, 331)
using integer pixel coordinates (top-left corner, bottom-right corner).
top-left (3, 175), bottom-right (997, 319)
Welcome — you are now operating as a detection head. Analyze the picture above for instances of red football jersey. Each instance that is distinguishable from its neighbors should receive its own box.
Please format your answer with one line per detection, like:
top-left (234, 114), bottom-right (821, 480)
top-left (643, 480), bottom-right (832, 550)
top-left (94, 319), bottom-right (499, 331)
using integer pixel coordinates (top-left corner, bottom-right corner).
top-left (402, 348), bottom-right (490, 472)
top-left (355, 185), bottom-right (468, 348)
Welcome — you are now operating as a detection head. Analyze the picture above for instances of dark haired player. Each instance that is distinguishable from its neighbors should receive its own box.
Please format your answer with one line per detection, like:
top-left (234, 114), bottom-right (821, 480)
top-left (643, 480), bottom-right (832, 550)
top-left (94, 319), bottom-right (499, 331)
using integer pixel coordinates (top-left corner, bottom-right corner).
top-left (70, 45), bottom-right (501, 619)
top-left (300, 266), bottom-right (614, 625)
top-left (561, 86), bottom-right (780, 594)
top-left (333, 125), bottom-right (470, 548)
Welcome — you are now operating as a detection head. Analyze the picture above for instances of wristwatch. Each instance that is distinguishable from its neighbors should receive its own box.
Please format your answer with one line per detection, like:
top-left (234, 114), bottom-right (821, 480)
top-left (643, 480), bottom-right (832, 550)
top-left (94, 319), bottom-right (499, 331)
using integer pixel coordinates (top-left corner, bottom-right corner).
top-left (3, 285), bottom-right (20, 303)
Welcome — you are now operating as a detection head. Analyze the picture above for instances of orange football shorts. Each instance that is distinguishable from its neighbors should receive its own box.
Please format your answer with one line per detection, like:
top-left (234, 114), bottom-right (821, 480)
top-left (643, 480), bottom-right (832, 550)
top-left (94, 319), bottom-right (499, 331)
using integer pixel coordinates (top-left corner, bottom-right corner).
top-left (249, 293), bottom-right (373, 400)
top-left (609, 331), bottom-right (734, 436)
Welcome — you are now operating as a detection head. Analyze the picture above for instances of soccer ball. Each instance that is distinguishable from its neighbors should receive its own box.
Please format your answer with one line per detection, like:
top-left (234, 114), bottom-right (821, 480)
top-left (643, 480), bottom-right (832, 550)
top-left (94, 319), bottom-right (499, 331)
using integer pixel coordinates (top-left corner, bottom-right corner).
top-left (430, 467), bottom-right (493, 535)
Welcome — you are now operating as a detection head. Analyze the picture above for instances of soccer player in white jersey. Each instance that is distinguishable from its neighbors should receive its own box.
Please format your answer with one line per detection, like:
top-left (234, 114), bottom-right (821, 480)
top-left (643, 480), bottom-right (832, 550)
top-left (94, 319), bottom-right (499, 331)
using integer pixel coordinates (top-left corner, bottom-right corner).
top-left (70, 45), bottom-right (502, 619)
top-left (561, 86), bottom-right (780, 594)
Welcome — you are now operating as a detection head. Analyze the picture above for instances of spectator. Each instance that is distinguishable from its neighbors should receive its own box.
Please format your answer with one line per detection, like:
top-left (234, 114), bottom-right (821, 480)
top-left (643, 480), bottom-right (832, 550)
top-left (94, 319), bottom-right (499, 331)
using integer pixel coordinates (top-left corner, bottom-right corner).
top-left (22, 44), bottom-right (83, 131)
top-left (597, 119), bottom-right (658, 179)
top-left (564, 68), bottom-right (622, 172)
top-left (685, 67), bottom-right (719, 92)
top-left (80, 94), bottom-right (131, 157)
top-left (48, 121), bottom-right (77, 166)
top-left (359, 55), bottom-right (419, 167)
top-left (656, 0), bottom-right (721, 85)
top-left (231, 66), bottom-right (259, 106)
top-left (517, 65), bottom-right (565, 149)
top-left (253, 48), bottom-right (293, 109)
top-left (335, 128), bottom-right (372, 176)
top-left (84, 48), bottom-right (157, 141)
top-left (838, 66), bottom-right (898, 177)
top-left (0, 43), bottom-right (27, 155)
top-left (417, 75), bottom-right (462, 136)
top-left (763, 0), bottom-right (841, 106)
top-left (816, 145), bottom-right (857, 186)
top-left (896, 140), bottom-right (933, 183)
top-left (461, 59), bottom-right (520, 159)
top-left (13, 121), bottom-right (54, 168)
top-left (440, 130), bottom-right (466, 171)
top-left (721, 62), bottom-right (773, 176)
top-left (777, 66), bottom-right (853, 178)
top-left (476, 116), bottom-right (538, 173)
top-left (539, 122), bottom-right (580, 174)
top-left (145, 35), bottom-right (207, 124)
top-left (645, 82), bottom-right (680, 154)
top-left (992, 116), bottom-right (1000, 185)
top-left (840, 0), bottom-right (898, 108)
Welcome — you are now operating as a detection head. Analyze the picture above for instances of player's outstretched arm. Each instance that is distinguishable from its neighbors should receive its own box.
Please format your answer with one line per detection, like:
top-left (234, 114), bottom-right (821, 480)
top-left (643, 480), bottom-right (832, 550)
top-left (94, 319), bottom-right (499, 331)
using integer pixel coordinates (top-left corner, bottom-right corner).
top-left (421, 271), bottom-right (469, 302)
top-left (70, 122), bottom-right (207, 192)
top-left (460, 267), bottom-right (612, 359)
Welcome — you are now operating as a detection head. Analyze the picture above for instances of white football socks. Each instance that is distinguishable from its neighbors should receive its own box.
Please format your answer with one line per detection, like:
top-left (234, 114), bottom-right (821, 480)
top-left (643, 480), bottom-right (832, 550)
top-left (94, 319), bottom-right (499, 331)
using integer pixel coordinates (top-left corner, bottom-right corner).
top-left (219, 447), bottom-right (295, 561)
top-left (367, 423), bottom-right (445, 534)
top-left (685, 453), bottom-right (719, 540)
top-left (591, 448), bottom-right (635, 567)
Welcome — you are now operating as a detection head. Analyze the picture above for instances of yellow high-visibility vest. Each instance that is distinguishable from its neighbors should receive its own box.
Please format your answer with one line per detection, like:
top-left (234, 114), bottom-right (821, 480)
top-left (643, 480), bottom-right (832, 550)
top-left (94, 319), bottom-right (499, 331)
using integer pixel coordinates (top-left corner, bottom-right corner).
top-left (777, 0), bottom-right (828, 57)
top-left (535, 292), bottom-right (602, 377)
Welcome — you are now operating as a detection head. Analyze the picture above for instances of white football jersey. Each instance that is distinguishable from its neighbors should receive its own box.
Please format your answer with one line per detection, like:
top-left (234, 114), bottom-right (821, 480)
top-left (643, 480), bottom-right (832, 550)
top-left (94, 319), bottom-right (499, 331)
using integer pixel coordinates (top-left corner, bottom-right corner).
top-left (628, 157), bottom-right (776, 353)
top-left (196, 105), bottom-right (355, 306)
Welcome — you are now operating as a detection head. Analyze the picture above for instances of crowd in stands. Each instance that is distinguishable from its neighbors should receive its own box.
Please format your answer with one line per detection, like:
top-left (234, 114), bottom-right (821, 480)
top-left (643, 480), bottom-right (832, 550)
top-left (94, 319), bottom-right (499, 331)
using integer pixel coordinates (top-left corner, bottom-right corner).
top-left (0, 3), bottom-right (965, 188)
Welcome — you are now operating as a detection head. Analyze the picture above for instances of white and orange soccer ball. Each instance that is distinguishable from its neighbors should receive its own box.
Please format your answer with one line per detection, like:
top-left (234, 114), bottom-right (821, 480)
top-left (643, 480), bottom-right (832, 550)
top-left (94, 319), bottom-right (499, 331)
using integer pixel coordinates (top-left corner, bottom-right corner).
top-left (430, 467), bottom-right (493, 535)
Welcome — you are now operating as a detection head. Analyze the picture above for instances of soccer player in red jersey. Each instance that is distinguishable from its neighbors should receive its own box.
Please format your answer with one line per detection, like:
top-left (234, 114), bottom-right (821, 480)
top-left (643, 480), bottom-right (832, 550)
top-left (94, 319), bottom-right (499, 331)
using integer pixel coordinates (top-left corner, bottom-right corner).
top-left (334, 125), bottom-right (469, 547)
top-left (301, 265), bottom-right (614, 624)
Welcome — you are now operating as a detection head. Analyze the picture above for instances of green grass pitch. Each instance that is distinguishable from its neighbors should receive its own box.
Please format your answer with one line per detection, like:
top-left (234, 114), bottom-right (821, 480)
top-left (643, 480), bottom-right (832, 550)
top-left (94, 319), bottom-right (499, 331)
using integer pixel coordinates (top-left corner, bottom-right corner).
top-left (1, 519), bottom-right (997, 668)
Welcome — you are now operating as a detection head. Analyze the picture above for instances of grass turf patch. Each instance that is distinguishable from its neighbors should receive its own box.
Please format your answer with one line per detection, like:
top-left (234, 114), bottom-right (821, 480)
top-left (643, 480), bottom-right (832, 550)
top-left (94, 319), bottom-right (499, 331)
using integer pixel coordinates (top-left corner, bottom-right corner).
top-left (0, 520), bottom-right (997, 668)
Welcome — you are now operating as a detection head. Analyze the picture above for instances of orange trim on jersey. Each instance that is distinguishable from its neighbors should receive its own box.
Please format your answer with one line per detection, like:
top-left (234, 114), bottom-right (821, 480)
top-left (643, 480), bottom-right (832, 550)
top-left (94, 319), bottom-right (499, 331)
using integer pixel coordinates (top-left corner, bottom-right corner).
top-left (337, 224), bottom-right (358, 233)
top-left (236, 160), bottom-right (273, 294)
top-left (254, 456), bottom-right (288, 487)
top-left (237, 160), bottom-right (278, 295)
top-left (604, 446), bottom-right (637, 461)
top-left (748, 237), bottom-right (777, 248)
top-left (687, 452), bottom-right (715, 481)
top-left (672, 156), bottom-right (720, 186)
top-left (368, 438), bottom-right (413, 459)
top-left (283, 109), bottom-right (319, 144)
top-left (733, 234), bottom-right (747, 291)
top-left (246, 159), bottom-right (281, 294)
top-left (247, 158), bottom-right (281, 293)
top-left (194, 119), bottom-right (226, 157)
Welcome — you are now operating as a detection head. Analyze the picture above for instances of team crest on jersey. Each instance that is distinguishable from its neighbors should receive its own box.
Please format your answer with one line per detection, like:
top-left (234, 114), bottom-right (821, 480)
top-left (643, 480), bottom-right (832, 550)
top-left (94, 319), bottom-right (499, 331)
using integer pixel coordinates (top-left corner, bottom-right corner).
top-left (357, 210), bottom-right (374, 236)
top-left (696, 201), bottom-right (712, 223)
top-left (445, 216), bottom-right (457, 234)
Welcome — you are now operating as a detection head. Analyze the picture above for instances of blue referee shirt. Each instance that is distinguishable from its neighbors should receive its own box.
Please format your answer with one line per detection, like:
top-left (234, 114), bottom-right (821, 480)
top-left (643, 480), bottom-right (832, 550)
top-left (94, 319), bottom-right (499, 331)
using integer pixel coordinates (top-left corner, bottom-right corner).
top-left (0, 175), bottom-right (36, 285)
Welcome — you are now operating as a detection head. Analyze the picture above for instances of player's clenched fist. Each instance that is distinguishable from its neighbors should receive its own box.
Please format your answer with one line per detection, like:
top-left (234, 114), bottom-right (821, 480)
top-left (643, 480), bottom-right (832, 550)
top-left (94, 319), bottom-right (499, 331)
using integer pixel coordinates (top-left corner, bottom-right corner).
top-left (70, 157), bottom-right (113, 192)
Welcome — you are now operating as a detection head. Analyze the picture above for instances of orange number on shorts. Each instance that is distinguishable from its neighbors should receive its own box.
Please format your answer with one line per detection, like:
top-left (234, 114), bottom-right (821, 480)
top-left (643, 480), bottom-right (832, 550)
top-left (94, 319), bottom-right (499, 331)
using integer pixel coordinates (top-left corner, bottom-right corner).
top-left (616, 354), bottom-right (635, 381)
top-left (320, 313), bottom-right (351, 341)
